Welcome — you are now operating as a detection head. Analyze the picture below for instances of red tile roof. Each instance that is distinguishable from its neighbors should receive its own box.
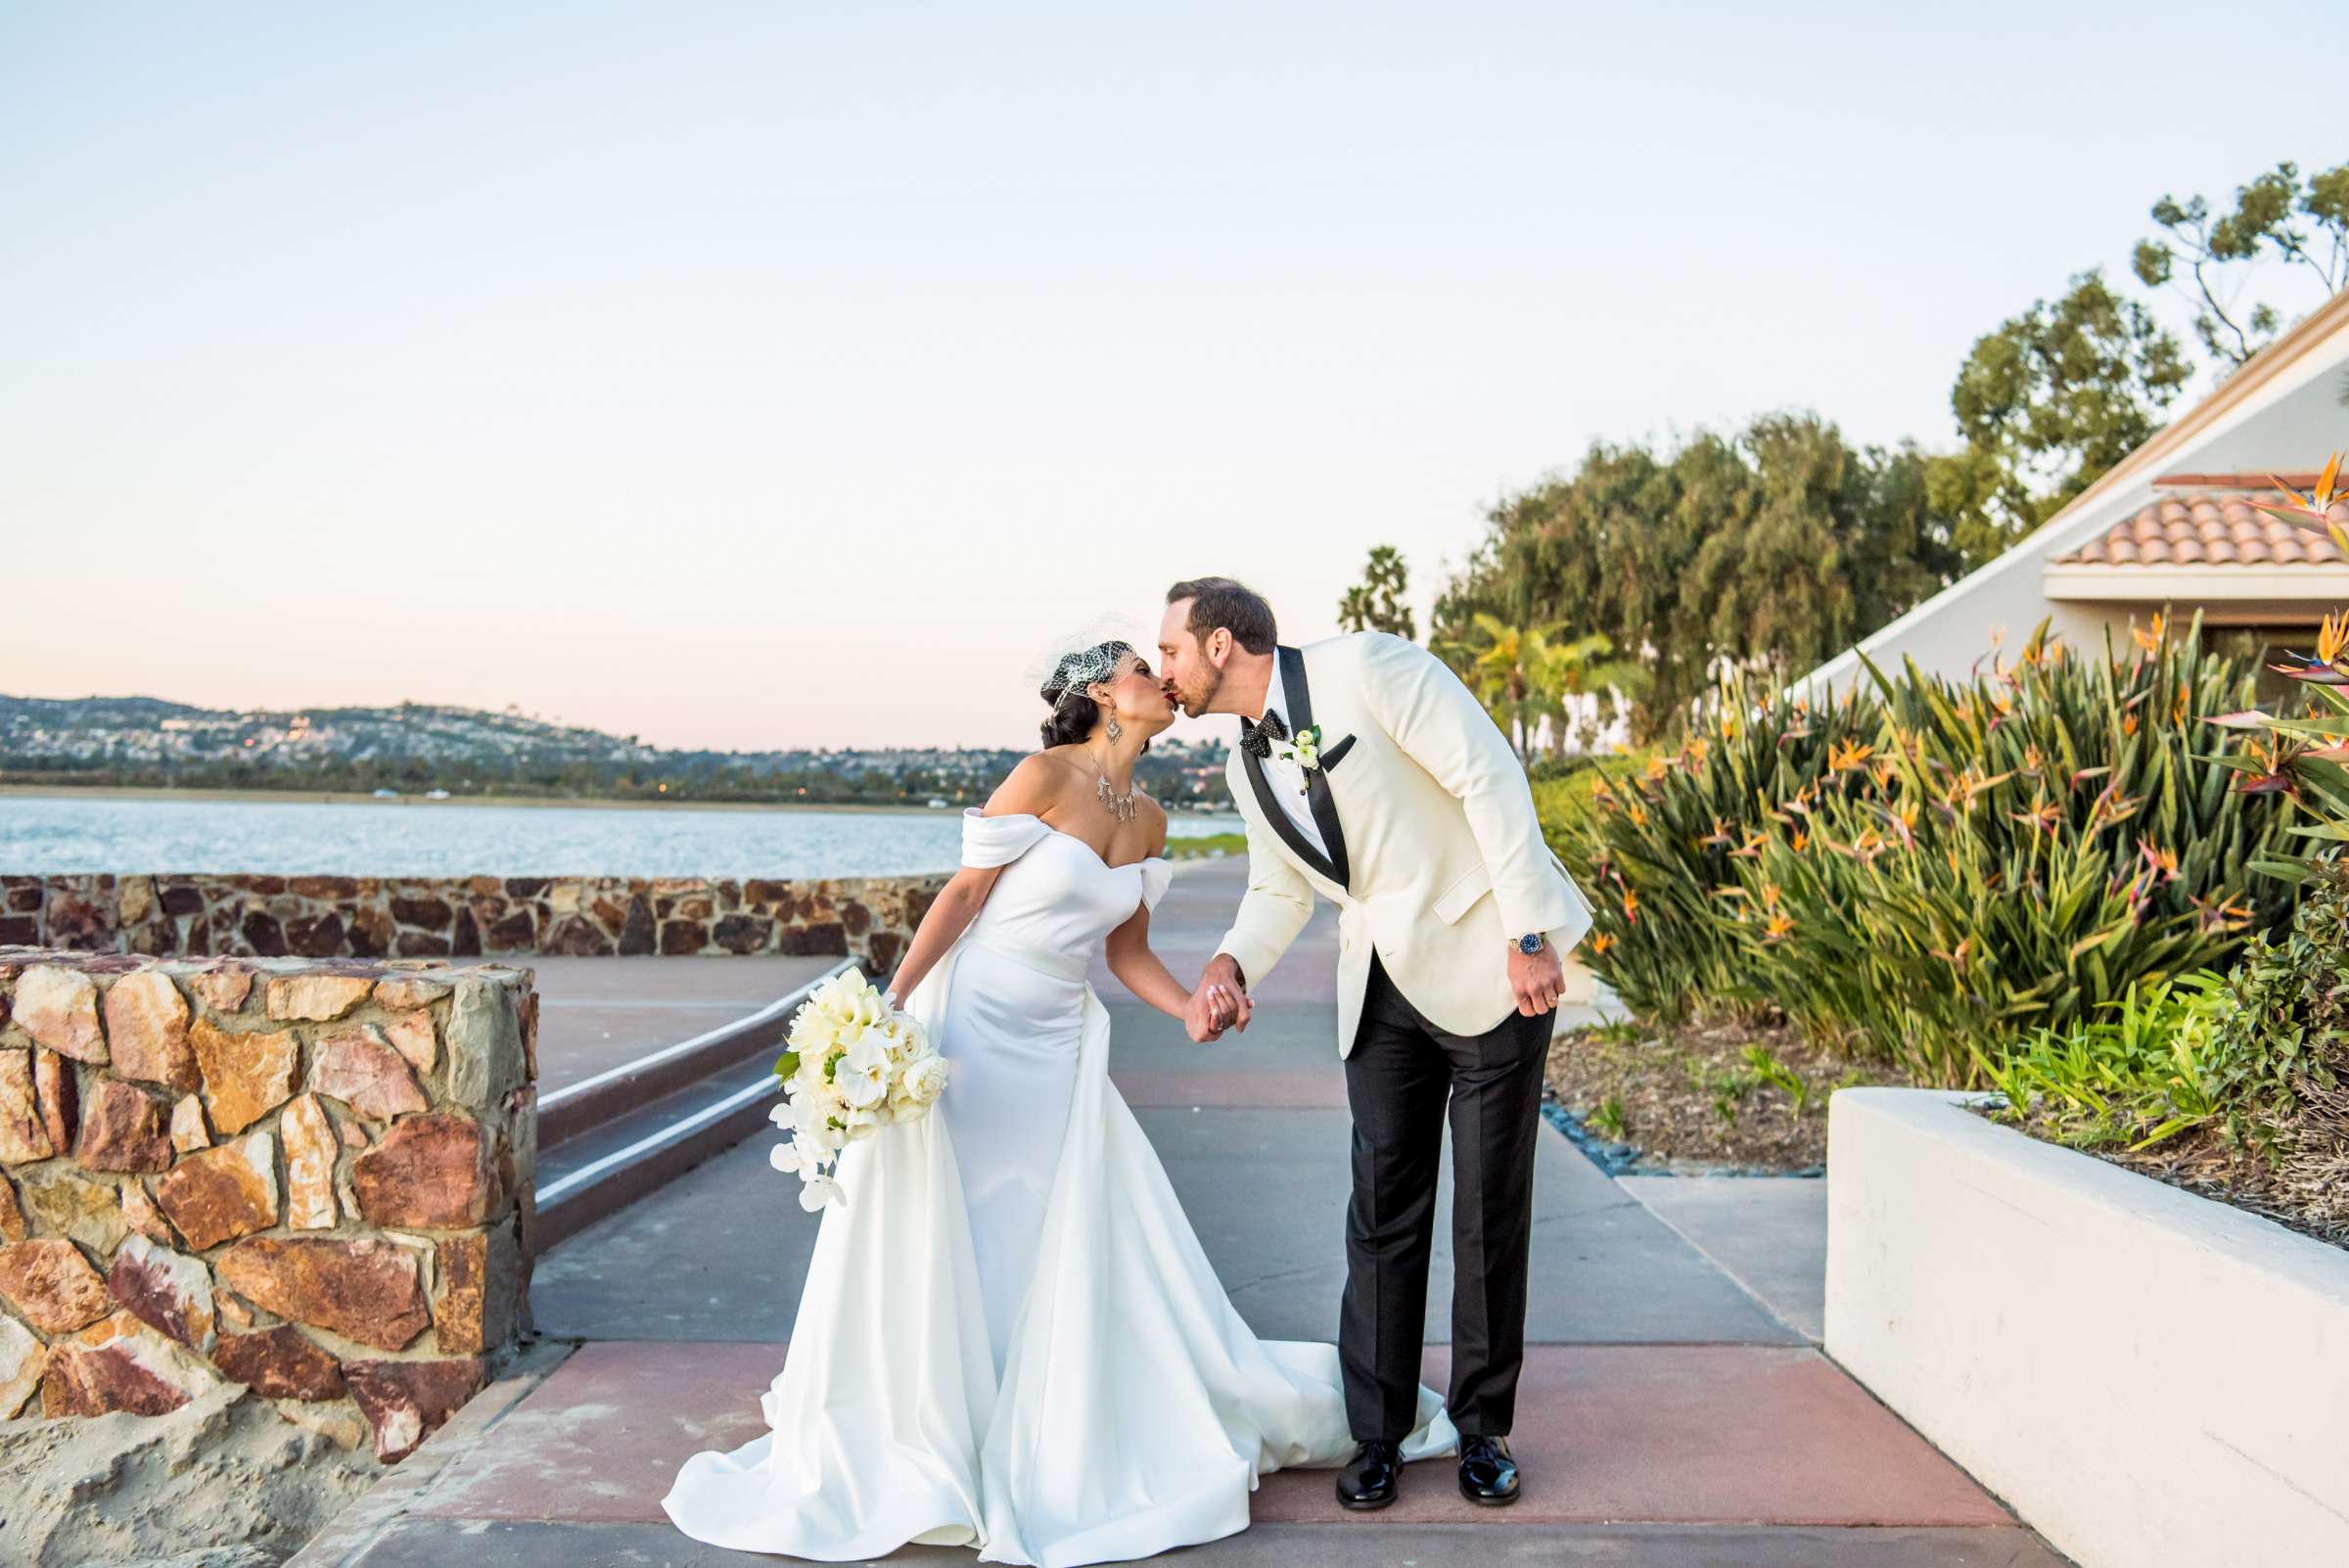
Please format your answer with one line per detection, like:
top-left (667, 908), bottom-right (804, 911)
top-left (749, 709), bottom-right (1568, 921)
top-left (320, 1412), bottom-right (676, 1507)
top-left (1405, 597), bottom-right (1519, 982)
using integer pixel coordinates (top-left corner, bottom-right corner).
top-left (2055, 484), bottom-right (2349, 568)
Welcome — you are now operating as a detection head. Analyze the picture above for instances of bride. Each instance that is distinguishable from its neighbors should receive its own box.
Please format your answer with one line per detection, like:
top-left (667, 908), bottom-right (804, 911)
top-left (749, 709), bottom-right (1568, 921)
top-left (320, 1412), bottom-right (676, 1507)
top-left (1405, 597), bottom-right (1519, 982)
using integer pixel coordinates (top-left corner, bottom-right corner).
top-left (662, 636), bottom-right (1454, 1566)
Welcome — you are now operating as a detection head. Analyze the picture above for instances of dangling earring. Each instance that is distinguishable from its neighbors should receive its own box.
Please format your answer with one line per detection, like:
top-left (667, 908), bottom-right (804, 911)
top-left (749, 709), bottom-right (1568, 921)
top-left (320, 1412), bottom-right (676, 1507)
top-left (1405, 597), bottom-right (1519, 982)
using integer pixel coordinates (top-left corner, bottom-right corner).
top-left (1105, 711), bottom-right (1123, 744)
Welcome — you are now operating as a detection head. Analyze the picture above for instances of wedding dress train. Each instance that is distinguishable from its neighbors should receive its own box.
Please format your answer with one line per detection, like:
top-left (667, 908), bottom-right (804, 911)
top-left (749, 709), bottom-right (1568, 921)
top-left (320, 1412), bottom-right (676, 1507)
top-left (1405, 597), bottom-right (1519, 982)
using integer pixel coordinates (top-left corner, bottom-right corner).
top-left (662, 807), bottom-right (1454, 1566)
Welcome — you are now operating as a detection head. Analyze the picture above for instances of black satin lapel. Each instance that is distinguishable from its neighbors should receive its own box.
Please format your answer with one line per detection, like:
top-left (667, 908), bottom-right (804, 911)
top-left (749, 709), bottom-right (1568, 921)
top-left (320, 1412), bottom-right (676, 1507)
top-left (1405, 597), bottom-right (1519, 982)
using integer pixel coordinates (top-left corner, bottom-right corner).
top-left (1282, 646), bottom-right (1352, 888)
top-left (1240, 721), bottom-right (1340, 886)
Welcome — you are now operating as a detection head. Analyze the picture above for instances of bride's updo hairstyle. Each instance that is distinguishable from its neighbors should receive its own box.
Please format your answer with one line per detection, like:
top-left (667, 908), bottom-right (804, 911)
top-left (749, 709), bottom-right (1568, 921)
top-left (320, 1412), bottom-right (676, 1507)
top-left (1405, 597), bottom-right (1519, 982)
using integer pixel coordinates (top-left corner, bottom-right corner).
top-left (1038, 639), bottom-right (1149, 753)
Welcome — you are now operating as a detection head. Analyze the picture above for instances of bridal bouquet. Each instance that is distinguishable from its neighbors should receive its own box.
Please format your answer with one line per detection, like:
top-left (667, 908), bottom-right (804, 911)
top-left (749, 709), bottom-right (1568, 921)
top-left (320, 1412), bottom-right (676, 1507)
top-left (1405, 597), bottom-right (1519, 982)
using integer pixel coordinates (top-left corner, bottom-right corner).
top-left (768, 966), bottom-right (948, 1210)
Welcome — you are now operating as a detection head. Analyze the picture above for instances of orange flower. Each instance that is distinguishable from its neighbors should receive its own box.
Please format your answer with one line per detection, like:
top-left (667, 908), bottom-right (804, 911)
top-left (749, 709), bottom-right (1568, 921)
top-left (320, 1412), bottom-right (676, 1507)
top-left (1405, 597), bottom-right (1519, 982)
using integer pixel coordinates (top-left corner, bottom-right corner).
top-left (1589, 932), bottom-right (1617, 955)
top-left (2320, 610), bottom-right (2349, 669)
top-left (1828, 739), bottom-right (1874, 773)
top-left (2010, 799), bottom-right (2062, 836)
top-left (1790, 829), bottom-right (1810, 853)
top-left (1622, 888), bottom-right (1640, 923)
top-left (2260, 452), bottom-right (2349, 553)
top-left (1763, 911), bottom-right (1795, 944)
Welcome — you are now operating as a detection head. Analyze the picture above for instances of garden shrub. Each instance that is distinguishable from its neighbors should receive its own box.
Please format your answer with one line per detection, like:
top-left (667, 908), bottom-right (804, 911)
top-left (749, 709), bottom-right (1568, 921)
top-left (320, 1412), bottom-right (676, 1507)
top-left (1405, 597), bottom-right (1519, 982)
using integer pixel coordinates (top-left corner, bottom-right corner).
top-left (1559, 617), bottom-right (2294, 1084)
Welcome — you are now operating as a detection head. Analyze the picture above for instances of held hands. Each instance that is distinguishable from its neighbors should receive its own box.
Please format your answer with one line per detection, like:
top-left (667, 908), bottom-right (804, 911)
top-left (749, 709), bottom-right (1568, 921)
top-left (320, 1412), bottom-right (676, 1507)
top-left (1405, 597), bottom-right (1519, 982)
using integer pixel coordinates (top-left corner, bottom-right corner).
top-left (1508, 941), bottom-right (1566, 1017)
top-left (1185, 954), bottom-right (1253, 1042)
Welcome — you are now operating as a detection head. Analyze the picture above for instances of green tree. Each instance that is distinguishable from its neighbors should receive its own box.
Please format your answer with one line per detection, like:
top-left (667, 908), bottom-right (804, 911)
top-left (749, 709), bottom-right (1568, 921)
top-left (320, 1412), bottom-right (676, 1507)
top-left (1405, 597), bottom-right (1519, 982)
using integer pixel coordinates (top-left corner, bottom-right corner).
top-left (2134, 160), bottom-right (2349, 369)
top-left (1926, 270), bottom-right (2190, 570)
top-left (1337, 544), bottom-right (1416, 639)
top-left (1434, 413), bottom-right (1955, 739)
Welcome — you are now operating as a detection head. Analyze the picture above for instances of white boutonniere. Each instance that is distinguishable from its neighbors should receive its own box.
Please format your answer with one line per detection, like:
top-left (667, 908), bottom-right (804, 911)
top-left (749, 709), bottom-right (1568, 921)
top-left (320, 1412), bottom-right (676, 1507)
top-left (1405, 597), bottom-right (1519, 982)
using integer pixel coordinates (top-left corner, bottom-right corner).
top-left (1277, 724), bottom-right (1324, 794)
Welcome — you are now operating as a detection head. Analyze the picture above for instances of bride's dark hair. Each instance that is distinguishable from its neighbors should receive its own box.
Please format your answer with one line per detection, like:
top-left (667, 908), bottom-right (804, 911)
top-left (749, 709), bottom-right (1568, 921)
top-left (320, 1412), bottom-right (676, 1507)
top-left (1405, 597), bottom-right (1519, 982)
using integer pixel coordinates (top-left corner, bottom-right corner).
top-left (1038, 640), bottom-right (1150, 753)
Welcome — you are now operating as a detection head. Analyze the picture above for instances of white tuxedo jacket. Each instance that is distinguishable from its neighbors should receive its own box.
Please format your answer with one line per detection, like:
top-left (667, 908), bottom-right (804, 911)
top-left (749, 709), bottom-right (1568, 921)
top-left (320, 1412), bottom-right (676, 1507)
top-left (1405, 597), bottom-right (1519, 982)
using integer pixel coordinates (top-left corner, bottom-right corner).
top-left (1214, 631), bottom-right (1594, 1057)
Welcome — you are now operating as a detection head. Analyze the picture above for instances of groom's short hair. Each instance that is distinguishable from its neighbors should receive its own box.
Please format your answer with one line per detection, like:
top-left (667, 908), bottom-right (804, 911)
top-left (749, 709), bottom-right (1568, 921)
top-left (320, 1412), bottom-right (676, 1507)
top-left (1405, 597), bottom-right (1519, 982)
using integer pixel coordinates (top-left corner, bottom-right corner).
top-left (1167, 577), bottom-right (1276, 656)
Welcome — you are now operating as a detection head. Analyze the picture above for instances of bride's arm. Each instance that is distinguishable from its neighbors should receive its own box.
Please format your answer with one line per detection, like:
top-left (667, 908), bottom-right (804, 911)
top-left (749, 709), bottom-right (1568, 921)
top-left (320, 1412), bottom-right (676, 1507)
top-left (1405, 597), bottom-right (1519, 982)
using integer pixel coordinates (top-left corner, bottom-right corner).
top-left (883, 863), bottom-right (999, 1004)
top-left (1105, 810), bottom-right (1243, 1029)
top-left (882, 758), bottom-right (1055, 1001)
top-left (1104, 905), bottom-right (1199, 1022)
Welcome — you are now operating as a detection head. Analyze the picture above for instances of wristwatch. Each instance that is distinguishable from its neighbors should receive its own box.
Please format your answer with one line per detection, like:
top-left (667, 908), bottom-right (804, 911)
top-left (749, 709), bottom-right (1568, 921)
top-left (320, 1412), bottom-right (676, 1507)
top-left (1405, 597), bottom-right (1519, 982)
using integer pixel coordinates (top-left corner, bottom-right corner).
top-left (1516, 932), bottom-right (1545, 955)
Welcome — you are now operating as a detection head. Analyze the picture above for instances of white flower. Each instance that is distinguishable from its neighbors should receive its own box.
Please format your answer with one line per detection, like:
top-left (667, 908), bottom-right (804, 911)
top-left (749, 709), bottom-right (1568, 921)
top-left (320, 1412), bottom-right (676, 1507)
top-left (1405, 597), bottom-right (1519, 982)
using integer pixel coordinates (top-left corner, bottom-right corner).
top-left (767, 1100), bottom-right (795, 1130)
top-left (811, 967), bottom-right (887, 1033)
top-left (769, 1136), bottom-right (820, 1176)
top-left (898, 1053), bottom-right (949, 1108)
top-left (836, 1033), bottom-right (892, 1110)
top-left (792, 1103), bottom-right (847, 1151)
top-left (798, 1173), bottom-right (845, 1211)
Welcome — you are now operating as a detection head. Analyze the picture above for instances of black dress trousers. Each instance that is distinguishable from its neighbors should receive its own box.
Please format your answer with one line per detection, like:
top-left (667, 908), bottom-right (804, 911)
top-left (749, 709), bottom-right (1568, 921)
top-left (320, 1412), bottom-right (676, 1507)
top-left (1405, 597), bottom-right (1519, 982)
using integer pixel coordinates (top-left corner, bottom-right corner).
top-left (1338, 945), bottom-right (1551, 1442)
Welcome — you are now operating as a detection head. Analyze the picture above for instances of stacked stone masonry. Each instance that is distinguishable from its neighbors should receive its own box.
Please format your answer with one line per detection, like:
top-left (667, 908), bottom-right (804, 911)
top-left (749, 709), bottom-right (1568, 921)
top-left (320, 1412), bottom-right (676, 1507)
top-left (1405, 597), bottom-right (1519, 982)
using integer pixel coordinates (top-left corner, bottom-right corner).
top-left (0, 949), bottom-right (536, 1464)
top-left (1, 872), bottom-right (945, 971)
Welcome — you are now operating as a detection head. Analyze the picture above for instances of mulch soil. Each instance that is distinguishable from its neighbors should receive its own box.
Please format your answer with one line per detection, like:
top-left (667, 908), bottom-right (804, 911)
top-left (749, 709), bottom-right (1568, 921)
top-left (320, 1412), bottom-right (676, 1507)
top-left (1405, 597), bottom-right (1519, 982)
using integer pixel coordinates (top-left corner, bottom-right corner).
top-left (1988, 1110), bottom-right (2349, 1251)
top-left (1543, 1012), bottom-right (1901, 1175)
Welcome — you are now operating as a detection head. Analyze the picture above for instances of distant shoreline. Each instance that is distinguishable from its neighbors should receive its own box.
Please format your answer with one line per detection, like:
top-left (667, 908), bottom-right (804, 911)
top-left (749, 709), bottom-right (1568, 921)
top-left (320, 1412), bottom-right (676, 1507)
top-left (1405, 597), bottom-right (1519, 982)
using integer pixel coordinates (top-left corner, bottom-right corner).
top-left (0, 783), bottom-right (1238, 820)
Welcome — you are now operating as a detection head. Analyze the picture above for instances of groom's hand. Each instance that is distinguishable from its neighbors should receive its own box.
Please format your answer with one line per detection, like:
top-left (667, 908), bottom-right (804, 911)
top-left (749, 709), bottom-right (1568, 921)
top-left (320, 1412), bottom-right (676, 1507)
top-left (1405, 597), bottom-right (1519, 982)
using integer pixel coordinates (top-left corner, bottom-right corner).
top-left (1186, 954), bottom-right (1252, 1041)
top-left (1508, 943), bottom-right (1565, 1017)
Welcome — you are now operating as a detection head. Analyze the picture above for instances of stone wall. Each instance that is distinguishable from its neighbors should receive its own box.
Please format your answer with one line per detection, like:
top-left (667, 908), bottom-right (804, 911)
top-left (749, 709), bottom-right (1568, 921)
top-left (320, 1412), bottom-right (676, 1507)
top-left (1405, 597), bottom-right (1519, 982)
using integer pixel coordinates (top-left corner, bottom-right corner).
top-left (0, 949), bottom-right (535, 1463)
top-left (1, 872), bottom-right (946, 972)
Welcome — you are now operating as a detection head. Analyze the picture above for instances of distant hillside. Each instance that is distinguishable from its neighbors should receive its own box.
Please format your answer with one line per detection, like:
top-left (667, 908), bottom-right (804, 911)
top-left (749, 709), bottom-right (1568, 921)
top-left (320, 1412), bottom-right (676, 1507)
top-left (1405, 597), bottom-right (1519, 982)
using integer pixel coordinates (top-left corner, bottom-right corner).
top-left (0, 695), bottom-right (1232, 807)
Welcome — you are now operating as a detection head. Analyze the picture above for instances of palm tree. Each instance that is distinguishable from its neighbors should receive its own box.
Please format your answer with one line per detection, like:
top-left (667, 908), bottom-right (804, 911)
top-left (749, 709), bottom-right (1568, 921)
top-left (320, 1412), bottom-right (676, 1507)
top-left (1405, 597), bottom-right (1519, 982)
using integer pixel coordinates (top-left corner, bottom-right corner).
top-left (1438, 615), bottom-right (1643, 761)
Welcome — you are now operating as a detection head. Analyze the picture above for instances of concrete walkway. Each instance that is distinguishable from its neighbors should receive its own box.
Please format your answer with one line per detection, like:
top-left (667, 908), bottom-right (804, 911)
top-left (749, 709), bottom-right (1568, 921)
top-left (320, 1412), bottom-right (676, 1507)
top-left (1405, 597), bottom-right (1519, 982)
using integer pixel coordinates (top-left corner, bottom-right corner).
top-left (300, 860), bottom-right (2064, 1567)
top-left (451, 953), bottom-right (841, 1094)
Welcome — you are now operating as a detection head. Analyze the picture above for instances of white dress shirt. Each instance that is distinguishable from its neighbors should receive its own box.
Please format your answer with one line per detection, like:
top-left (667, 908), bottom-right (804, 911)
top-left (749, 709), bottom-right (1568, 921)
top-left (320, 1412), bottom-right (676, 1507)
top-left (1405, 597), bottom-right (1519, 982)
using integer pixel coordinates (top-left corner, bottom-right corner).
top-left (1249, 659), bottom-right (1329, 860)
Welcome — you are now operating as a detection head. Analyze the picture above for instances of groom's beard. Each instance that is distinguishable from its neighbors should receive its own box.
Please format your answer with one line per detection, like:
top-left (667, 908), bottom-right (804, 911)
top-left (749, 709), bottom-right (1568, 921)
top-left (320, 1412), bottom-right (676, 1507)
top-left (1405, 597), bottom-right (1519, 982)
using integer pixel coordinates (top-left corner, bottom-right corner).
top-left (1178, 668), bottom-right (1221, 718)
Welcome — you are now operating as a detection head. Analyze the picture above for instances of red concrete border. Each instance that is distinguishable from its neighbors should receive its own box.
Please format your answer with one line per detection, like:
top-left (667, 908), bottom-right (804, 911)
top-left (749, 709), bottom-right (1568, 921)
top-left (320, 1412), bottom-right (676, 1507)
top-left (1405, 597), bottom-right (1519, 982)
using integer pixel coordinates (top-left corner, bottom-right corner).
top-left (408, 1341), bottom-right (2011, 1531)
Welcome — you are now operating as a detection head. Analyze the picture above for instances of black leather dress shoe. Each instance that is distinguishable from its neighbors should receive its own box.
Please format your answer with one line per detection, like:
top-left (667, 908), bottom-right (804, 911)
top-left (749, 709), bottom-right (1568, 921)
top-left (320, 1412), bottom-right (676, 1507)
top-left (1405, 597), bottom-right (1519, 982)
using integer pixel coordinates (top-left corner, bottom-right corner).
top-left (1335, 1439), bottom-right (1404, 1510)
top-left (1457, 1434), bottom-right (1519, 1504)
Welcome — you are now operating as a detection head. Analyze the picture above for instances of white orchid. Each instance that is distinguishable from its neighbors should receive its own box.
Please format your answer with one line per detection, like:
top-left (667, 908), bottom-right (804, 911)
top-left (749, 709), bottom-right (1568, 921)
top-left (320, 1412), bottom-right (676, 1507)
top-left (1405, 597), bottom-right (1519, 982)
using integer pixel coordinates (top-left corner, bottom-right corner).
top-left (798, 1173), bottom-right (845, 1212)
top-left (837, 1034), bottom-right (892, 1110)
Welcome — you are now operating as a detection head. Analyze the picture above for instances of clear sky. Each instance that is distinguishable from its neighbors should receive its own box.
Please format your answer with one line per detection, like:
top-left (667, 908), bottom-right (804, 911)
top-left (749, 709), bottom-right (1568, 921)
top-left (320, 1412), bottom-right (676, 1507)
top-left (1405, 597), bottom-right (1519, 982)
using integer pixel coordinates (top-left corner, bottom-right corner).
top-left (3, 2), bottom-right (2339, 751)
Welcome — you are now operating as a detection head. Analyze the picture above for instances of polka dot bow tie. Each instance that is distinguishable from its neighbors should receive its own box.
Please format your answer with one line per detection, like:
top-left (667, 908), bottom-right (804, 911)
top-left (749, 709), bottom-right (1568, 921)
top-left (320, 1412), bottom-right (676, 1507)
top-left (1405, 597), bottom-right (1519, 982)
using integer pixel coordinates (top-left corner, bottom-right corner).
top-left (1239, 709), bottom-right (1290, 760)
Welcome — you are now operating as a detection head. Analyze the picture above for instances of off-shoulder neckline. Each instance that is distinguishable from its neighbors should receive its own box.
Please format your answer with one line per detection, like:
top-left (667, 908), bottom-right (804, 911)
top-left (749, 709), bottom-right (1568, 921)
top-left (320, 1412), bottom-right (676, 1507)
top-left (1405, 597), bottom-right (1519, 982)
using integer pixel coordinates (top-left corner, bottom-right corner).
top-left (965, 807), bottom-right (1169, 872)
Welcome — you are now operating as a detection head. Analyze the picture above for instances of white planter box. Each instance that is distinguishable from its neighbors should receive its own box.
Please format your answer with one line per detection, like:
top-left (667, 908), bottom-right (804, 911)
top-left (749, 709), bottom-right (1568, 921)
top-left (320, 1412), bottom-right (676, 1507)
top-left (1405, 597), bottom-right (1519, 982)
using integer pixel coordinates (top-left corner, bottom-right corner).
top-left (1825, 1087), bottom-right (2349, 1568)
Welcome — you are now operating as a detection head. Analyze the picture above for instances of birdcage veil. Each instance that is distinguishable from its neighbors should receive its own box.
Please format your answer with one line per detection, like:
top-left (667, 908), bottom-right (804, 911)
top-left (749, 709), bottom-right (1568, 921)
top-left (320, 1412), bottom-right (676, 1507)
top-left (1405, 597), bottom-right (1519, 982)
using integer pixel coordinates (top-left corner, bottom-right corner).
top-left (1019, 610), bottom-right (1158, 708)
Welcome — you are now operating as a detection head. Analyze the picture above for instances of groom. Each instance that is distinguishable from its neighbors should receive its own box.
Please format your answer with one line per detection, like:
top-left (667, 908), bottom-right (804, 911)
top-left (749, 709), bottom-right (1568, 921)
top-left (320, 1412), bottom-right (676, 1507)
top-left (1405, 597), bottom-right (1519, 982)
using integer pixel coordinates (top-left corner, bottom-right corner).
top-left (1155, 576), bottom-right (1593, 1511)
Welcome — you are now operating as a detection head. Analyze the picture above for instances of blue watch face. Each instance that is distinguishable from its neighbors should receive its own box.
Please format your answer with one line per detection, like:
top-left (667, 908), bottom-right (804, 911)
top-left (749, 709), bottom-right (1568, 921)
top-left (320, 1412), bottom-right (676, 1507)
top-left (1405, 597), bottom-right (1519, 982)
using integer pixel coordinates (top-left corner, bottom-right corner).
top-left (1518, 933), bottom-right (1542, 954)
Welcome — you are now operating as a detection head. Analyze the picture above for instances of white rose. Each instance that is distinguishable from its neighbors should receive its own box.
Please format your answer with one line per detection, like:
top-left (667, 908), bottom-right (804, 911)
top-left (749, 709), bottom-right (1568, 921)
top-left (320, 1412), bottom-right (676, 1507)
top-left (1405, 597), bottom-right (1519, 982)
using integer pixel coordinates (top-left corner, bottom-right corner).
top-left (898, 1054), bottom-right (949, 1108)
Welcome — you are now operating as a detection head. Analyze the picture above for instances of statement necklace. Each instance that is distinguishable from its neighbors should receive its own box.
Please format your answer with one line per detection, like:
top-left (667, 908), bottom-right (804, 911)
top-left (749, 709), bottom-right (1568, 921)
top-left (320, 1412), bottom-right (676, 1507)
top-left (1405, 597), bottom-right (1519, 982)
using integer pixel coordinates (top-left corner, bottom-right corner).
top-left (1089, 749), bottom-right (1138, 822)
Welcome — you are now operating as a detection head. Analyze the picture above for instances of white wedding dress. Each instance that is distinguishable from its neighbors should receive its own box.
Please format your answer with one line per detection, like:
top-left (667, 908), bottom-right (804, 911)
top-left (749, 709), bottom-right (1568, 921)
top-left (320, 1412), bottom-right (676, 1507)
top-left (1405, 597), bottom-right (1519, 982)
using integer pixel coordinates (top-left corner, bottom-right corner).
top-left (662, 807), bottom-right (1455, 1566)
